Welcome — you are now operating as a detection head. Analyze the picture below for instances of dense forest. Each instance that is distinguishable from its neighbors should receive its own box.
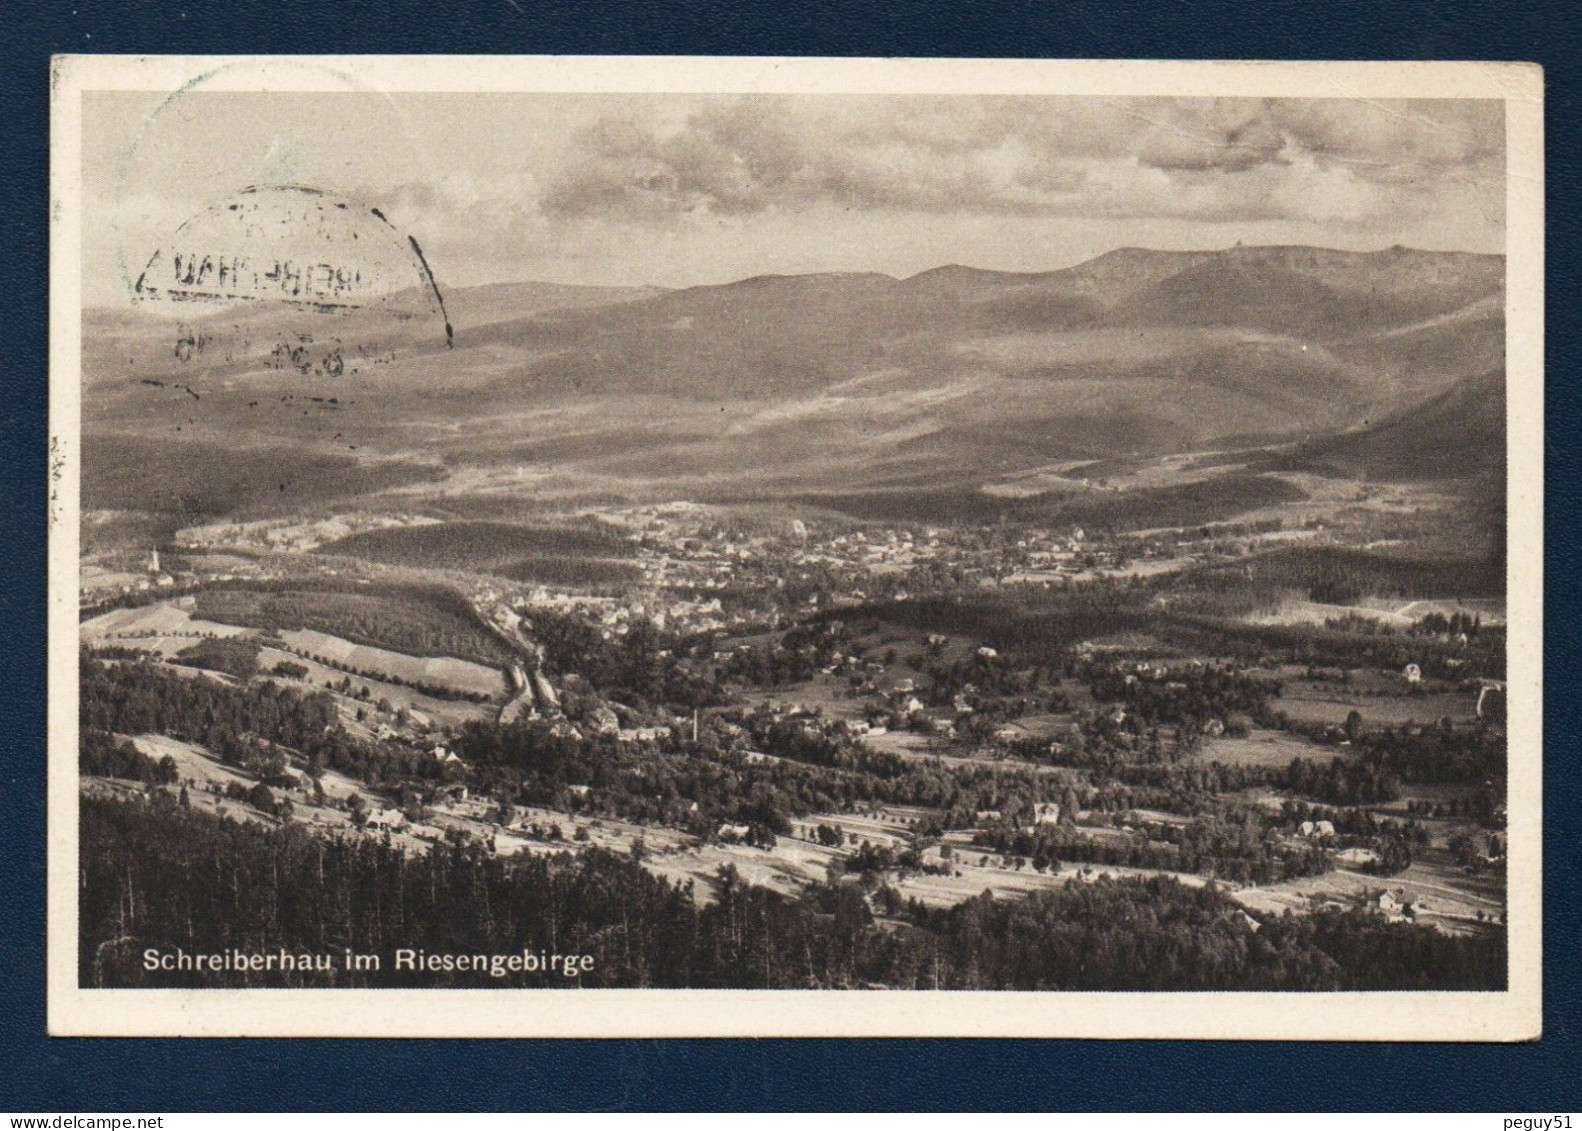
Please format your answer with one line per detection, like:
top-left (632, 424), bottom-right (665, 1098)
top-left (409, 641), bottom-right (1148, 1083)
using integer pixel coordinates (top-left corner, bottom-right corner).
top-left (316, 520), bottom-right (635, 571)
top-left (496, 555), bottom-right (644, 588)
top-left (450, 709), bottom-right (1065, 836)
top-left (174, 637), bottom-right (263, 681)
top-left (81, 653), bottom-right (1055, 832)
top-left (787, 472), bottom-right (1305, 531)
top-left (972, 813), bottom-right (1334, 885)
top-left (528, 610), bottom-right (714, 708)
top-left (80, 653), bottom-right (450, 789)
top-left (1188, 545), bottom-right (1505, 604)
top-left (81, 795), bottom-right (1505, 991)
top-left (834, 543), bottom-right (1506, 683)
top-left (80, 729), bottom-right (178, 785)
top-left (81, 433), bottom-right (439, 523)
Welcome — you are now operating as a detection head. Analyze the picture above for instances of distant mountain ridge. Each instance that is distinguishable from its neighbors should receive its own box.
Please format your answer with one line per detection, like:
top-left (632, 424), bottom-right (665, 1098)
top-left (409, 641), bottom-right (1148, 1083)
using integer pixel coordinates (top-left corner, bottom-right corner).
top-left (438, 280), bottom-right (669, 331)
top-left (82, 244), bottom-right (1506, 498)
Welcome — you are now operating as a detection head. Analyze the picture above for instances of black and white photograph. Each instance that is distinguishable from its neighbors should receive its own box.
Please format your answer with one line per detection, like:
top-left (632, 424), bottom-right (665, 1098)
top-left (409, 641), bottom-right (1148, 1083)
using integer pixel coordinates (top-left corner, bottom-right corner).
top-left (47, 56), bottom-right (1543, 1038)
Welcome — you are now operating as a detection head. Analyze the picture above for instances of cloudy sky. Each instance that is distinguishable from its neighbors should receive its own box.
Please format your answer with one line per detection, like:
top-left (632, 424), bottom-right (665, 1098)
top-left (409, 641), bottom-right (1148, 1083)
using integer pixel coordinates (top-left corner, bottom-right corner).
top-left (83, 90), bottom-right (1505, 304)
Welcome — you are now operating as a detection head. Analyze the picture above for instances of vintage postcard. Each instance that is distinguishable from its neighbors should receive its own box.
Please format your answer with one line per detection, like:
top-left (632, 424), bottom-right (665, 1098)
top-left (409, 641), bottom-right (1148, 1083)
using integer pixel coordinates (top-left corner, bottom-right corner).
top-left (47, 56), bottom-right (1542, 1038)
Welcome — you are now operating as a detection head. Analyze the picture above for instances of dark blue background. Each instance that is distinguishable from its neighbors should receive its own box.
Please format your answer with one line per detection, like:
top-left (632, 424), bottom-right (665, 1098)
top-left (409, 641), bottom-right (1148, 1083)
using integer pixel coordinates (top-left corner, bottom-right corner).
top-left (3, 0), bottom-right (1576, 1112)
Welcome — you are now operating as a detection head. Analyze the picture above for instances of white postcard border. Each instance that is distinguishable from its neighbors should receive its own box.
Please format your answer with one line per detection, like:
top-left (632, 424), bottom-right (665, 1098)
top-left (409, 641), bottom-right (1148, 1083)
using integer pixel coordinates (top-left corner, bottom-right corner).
top-left (47, 54), bottom-right (1544, 1039)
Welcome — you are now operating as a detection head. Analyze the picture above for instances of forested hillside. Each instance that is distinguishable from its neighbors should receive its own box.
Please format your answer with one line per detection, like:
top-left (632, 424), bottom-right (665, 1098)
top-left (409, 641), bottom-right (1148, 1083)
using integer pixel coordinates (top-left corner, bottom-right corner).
top-left (81, 795), bottom-right (1505, 991)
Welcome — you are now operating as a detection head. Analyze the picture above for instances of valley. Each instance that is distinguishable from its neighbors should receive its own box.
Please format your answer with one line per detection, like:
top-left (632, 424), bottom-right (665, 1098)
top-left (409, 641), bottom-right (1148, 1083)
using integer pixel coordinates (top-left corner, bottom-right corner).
top-left (76, 244), bottom-right (1510, 989)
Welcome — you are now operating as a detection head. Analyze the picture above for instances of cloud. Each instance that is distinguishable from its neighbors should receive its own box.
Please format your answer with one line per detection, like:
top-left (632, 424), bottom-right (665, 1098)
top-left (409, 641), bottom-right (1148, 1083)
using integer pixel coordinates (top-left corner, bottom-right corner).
top-left (1268, 99), bottom-right (1504, 182)
top-left (541, 98), bottom-right (1083, 220)
top-left (1128, 99), bottom-right (1290, 172)
top-left (535, 95), bottom-right (1503, 230)
top-left (82, 89), bottom-right (1506, 302)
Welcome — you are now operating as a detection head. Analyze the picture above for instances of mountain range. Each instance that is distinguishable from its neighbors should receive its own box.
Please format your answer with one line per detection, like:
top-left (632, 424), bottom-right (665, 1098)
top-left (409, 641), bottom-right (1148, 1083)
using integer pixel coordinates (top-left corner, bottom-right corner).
top-left (82, 244), bottom-right (1506, 511)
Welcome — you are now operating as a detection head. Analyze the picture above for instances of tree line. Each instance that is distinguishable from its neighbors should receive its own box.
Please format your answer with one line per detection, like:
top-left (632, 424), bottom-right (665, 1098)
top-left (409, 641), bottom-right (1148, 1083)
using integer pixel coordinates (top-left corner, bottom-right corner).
top-left (81, 793), bottom-right (1504, 991)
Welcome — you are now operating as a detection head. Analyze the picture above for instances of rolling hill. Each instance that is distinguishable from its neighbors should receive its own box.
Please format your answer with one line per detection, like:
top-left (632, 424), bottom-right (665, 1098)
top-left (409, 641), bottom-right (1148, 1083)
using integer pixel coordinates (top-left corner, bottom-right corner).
top-left (1267, 368), bottom-right (1506, 481)
top-left (80, 244), bottom-right (1506, 515)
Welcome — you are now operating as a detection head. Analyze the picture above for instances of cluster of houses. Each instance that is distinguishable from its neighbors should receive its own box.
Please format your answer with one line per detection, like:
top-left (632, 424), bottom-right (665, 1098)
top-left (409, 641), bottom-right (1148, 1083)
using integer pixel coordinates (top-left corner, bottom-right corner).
top-left (79, 549), bottom-right (180, 606)
top-left (174, 511), bottom-right (440, 555)
top-left (1374, 889), bottom-right (1429, 920)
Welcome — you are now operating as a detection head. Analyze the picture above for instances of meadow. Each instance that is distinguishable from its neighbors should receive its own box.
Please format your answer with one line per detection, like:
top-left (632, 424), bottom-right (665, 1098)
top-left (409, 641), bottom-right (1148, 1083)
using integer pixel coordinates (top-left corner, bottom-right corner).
top-left (193, 583), bottom-right (514, 667)
top-left (276, 628), bottom-right (506, 700)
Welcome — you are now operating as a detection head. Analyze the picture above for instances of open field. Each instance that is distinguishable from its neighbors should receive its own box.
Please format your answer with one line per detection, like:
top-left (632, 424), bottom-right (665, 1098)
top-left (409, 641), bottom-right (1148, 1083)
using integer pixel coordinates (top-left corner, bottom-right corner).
top-left (861, 729), bottom-right (946, 759)
top-left (1248, 599), bottom-right (1417, 630)
top-left (94, 735), bottom-right (366, 841)
top-left (1194, 728), bottom-right (1331, 768)
top-left (891, 861), bottom-right (1070, 907)
top-left (424, 800), bottom-right (844, 905)
top-left (1277, 682), bottom-right (1480, 727)
top-left (98, 738), bottom-right (1134, 914)
top-left (81, 565), bottom-right (157, 596)
top-left (129, 734), bottom-right (254, 790)
top-left (256, 646), bottom-right (496, 728)
top-left (410, 798), bottom-right (869, 907)
top-left (82, 602), bottom-right (251, 642)
top-left (1394, 598), bottom-right (1507, 626)
top-left (895, 857), bottom-right (1207, 910)
top-left (741, 678), bottom-right (861, 718)
top-left (1233, 854), bottom-right (1504, 937)
top-left (193, 584), bottom-right (514, 667)
top-left (277, 628), bottom-right (507, 699)
top-left (178, 552), bottom-right (267, 574)
top-left (82, 599), bottom-right (508, 699)
top-left (793, 810), bottom-right (918, 850)
top-left (644, 839), bottom-right (842, 902)
top-left (176, 514), bottom-right (443, 556)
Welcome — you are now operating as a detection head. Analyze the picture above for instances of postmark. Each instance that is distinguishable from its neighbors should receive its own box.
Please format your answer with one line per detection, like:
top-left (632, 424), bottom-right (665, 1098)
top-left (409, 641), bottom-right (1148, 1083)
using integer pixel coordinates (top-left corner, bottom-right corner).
top-left (127, 183), bottom-right (450, 387)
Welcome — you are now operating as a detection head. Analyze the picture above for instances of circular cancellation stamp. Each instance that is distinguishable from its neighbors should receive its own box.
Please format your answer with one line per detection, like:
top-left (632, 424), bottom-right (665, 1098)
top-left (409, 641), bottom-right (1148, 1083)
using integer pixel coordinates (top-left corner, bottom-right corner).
top-left (126, 183), bottom-right (452, 387)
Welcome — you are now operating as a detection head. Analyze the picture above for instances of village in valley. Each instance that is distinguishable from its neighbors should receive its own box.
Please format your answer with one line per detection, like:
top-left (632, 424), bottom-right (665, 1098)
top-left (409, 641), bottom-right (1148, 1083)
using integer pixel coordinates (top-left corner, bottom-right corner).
top-left (79, 444), bottom-right (1510, 961)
